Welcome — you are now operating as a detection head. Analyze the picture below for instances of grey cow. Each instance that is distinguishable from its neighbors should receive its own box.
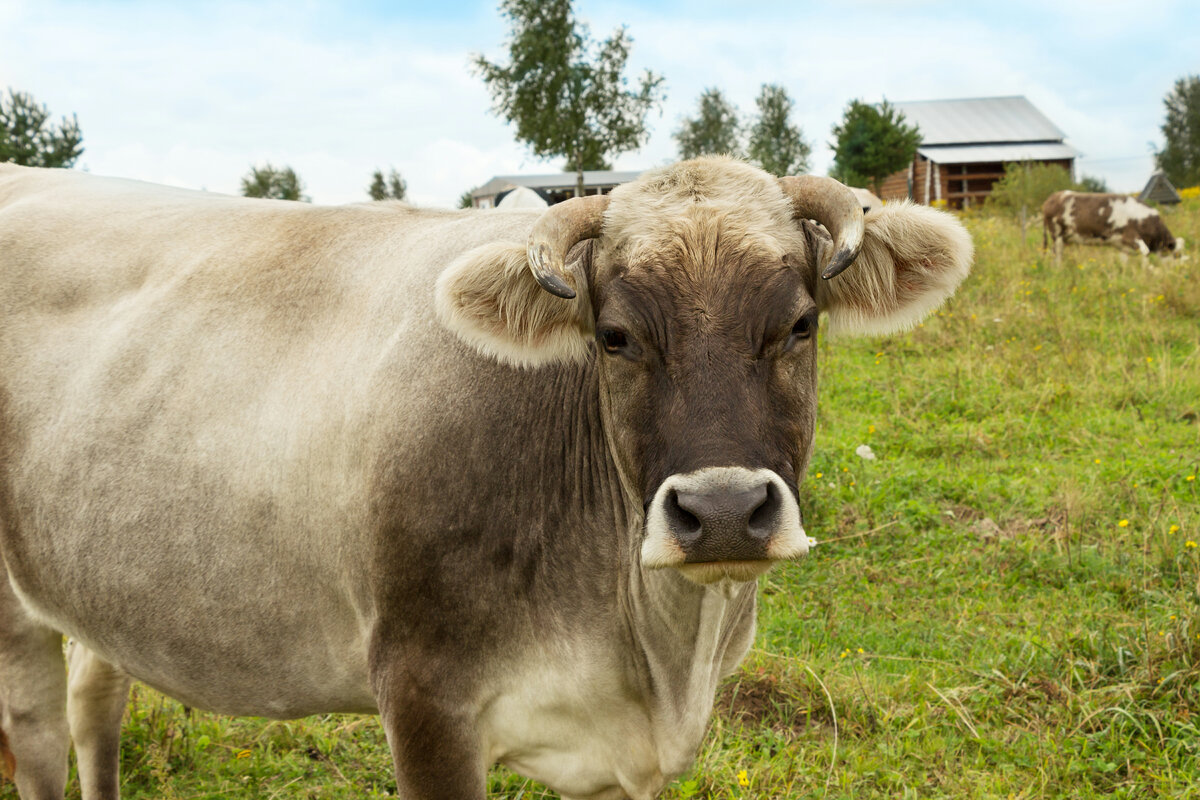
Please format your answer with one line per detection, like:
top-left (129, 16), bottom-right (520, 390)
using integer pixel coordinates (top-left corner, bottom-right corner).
top-left (0, 156), bottom-right (972, 800)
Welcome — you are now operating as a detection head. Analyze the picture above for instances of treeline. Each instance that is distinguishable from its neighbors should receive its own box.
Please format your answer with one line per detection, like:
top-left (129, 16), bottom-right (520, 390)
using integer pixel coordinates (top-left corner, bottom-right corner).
top-left (4, 0), bottom-right (1199, 205)
top-left (0, 86), bottom-right (411, 205)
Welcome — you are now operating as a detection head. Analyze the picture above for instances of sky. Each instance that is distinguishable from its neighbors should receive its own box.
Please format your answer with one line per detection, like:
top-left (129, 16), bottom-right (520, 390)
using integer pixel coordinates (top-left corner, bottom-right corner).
top-left (2, 0), bottom-right (1197, 207)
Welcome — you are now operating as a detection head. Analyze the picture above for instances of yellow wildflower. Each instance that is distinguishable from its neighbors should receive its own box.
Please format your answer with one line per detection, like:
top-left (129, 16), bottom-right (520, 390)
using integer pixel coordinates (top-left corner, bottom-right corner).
top-left (815, 472), bottom-right (823, 479)
top-left (1118, 519), bottom-right (1130, 528)
top-left (1170, 525), bottom-right (1180, 534)
top-left (1187, 475), bottom-right (1196, 482)
top-left (738, 769), bottom-right (750, 787)
top-left (236, 749), bottom-right (252, 759)
top-left (868, 425), bottom-right (876, 434)
top-left (1187, 541), bottom-right (1198, 549)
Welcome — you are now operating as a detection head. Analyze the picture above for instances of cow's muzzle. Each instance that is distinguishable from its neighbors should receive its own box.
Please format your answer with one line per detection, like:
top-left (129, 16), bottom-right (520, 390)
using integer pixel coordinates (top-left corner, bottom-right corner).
top-left (642, 467), bottom-right (811, 584)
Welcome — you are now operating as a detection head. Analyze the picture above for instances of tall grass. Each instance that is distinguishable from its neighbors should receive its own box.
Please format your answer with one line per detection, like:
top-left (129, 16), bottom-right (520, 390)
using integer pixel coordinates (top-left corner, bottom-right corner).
top-left (3, 201), bottom-right (1198, 799)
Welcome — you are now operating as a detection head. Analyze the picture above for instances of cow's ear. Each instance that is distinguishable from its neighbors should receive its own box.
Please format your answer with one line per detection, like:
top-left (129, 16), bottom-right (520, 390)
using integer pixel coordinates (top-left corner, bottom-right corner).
top-left (435, 241), bottom-right (593, 367)
top-left (816, 201), bottom-right (972, 337)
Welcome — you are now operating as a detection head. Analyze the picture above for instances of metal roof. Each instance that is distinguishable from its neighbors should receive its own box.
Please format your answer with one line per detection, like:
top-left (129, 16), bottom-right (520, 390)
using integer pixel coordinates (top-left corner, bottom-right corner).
top-left (473, 170), bottom-right (644, 199)
top-left (918, 142), bottom-right (1080, 165)
top-left (893, 96), bottom-right (1067, 146)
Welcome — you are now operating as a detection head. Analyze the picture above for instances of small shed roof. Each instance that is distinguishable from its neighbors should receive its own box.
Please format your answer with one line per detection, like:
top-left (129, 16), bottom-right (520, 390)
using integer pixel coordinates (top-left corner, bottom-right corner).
top-left (1139, 171), bottom-right (1181, 205)
top-left (918, 141), bottom-right (1079, 165)
top-left (893, 96), bottom-right (1067, 146)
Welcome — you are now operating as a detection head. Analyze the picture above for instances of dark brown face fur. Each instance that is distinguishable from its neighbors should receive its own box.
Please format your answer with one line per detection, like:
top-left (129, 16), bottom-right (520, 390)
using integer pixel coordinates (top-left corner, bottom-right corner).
top-left (589, 216), bottom-right (821, 510)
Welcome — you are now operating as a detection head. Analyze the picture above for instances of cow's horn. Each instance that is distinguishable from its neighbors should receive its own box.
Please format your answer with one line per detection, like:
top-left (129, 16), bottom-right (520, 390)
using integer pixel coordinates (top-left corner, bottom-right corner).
top-left (778, 176), bottom-right (865, 280)
top-left (526, 194), bottom-right (611, 299)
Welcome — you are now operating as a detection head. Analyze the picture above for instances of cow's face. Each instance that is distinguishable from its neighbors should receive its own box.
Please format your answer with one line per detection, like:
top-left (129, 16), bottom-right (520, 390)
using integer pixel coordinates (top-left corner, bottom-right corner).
top-left (437, 157), bottom-right (973, 584)
top-left (588, 200), bottom-right (824, 583)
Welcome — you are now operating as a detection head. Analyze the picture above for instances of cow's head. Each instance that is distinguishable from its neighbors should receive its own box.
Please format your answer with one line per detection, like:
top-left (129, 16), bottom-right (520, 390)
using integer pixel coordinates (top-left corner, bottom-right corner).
top-left (437, 158), bottom-right (972, 584)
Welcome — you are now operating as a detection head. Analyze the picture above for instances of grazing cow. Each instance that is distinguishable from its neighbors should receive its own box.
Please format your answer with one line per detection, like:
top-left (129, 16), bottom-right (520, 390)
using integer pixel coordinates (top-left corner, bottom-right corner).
top-left (1042, 190), bottom-right (1185, 262)
top-left (0, 156), bottom-right (971, 800)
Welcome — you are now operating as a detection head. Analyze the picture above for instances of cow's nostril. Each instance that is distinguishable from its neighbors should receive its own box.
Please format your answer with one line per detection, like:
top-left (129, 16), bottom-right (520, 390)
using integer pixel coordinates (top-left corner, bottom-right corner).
top-left (747, 482), bottom-right (780, 540)
top-left (664, 489), bottom-right (703, 543)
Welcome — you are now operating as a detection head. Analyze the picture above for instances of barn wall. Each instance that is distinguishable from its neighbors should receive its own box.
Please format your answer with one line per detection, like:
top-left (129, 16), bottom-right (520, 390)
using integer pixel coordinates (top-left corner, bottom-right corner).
top-left (882, 156), bottom-right (1075, 208)
top-left (878, 155), bottom-right (936, 204)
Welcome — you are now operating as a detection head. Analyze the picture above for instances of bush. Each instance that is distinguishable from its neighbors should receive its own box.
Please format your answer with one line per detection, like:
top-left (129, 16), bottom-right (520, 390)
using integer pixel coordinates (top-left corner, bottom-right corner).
top-left (986, 162), bottom-right (1074, 242)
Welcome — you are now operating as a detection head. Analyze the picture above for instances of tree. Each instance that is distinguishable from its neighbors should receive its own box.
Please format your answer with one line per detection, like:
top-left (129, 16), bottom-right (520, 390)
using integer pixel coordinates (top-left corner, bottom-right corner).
top-left (986, 161), bottom-right (1074, 243)
top-left (675, 88), bottom-right (741, 160)
top-left (1155, 74), bottom-right (1200, 189)
top-left (241, 164), bottom-right (309, 202)
top-left (474, 0), bottom-right (664, 197)
top-left (0, 88), bottom-right (84, 168)
top-left (1075, 174), bottom-right (1109, 193)
top-left (829, 99), bottom-right (921, 197)
top-left (561, 140), bottom-right (611, 172)
top-left (746, 84), bottom-right (810, 177)
top-left (369, 168), bottom-right (407, 201)
top-left (458, 190), bottom-right (476, 209)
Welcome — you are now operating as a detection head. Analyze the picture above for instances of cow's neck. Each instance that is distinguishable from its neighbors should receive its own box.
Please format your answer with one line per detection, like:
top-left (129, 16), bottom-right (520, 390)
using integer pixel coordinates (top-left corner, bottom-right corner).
top-left (554, 358), bottom-right (758, 771)
top-left (625, 566), bottom-right (757, 768)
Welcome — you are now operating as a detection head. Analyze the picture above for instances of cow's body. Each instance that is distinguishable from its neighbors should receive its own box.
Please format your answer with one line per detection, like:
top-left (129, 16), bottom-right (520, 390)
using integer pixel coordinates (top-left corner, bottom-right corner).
top-left (0, 159), bottom-right (970, 799)
top-left (1042, 190), bottom-right (1184, 260)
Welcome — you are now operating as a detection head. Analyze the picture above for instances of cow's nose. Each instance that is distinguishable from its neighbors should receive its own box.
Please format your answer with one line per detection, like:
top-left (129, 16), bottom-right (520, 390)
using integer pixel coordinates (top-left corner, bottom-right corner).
top-left (664, 480), bottom-right (780, 562)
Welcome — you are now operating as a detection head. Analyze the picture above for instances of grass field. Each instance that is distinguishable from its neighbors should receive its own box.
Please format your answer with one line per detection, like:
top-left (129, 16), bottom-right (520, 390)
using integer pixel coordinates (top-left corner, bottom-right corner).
top-left (4, 199), bottom-right (1199, 799)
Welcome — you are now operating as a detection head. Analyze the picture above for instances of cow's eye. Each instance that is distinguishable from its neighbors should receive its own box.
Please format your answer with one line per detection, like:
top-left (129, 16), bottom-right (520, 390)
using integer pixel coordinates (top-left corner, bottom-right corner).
top-left (599, 328), bottom-right (630, 355)
top-left (785, 313), bottom-right (817, 350)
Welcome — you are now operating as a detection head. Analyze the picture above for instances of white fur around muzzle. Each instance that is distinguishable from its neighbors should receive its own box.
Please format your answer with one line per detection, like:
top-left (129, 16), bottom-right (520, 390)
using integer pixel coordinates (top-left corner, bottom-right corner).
top-left (641, 467), bottom-right (811, 578)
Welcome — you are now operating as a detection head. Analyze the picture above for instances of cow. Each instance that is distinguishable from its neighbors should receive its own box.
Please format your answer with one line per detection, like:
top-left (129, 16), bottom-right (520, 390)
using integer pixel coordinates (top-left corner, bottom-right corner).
top-left (0, 156), bottom-right (971, 800)
top-left (1042, 190), bottom-right (1185, 263)
top-left (848, 187), bottom-right (883, 213)
top-left (495, 185), bottom-right (549, 209)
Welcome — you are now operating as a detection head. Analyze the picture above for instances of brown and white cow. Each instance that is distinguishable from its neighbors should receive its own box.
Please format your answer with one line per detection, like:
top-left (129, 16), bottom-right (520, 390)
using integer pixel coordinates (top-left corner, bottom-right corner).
top-left (0, 156), bottom-right (971, 800)
top-left (1042, 190), bottom-right (1185, 262)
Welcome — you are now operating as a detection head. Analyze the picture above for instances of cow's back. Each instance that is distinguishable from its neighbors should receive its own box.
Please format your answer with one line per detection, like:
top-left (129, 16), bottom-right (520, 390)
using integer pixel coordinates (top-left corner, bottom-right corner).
top-left (0, 165), bottom-right (539, 715)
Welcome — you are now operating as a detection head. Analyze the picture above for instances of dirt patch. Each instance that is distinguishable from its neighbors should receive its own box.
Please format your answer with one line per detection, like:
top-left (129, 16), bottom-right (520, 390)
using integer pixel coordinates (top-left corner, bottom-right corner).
top-left (714, 671), bottom-right (831, 737)
top-left (945, 504), bottom-right (988, 524)
top-left (965, 507), bottom-right (1069, 544)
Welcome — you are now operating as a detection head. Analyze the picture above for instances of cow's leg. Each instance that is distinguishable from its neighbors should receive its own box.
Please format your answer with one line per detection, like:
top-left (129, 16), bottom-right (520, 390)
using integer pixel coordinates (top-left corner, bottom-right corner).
top-left (0, 575), bottom-right (70, 800)
top-left (1134, 238), bottom-right (1150, 267)
top-left (372, 655), bottom-right (486, 799)
top-left (1053, 235), bottom-right (1063, 266)
top-left (66, 641), bottom-right (131, 800)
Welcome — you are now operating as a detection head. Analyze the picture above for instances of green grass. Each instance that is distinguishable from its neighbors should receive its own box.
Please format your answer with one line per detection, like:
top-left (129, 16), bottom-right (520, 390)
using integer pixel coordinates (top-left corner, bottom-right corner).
top-left (4, 200), bottom-right (1199, 799)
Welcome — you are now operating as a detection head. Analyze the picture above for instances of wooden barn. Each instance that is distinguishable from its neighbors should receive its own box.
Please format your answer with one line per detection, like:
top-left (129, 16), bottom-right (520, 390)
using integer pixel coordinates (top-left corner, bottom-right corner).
top-left (878, 96), bottom-right (1078, 209)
